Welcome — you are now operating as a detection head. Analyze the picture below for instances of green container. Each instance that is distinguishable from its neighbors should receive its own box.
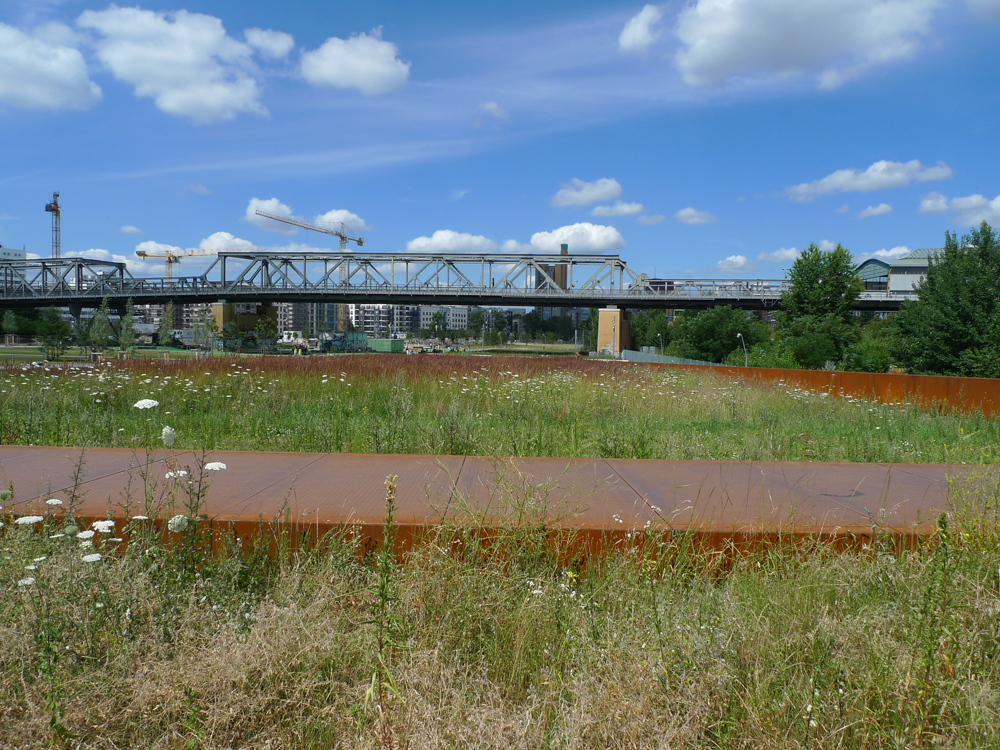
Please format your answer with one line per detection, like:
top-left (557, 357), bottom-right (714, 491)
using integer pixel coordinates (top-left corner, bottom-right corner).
top-left (368, 338), bottom-right (404, 353)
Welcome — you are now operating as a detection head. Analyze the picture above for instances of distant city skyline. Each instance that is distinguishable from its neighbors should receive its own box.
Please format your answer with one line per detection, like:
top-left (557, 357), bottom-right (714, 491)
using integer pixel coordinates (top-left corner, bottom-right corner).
top-left (1, 0), bottom-right (998, 280)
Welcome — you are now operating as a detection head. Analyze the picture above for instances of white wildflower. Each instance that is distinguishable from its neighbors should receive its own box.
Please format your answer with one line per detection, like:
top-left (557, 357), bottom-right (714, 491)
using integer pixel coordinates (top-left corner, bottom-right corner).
top-left (45, 498), bottom-right (63, 506)
top-left (132, 515), bottom-right (149, 521)
top-left (33, 556), bottom-right (46, 562)
top-left (204, 462), bottom-right (226, 471)
top-left (18, 577), bottom-right (35, 587)
top-left (76, 530), bottom-right (95, 540)
top-left (161, 426), bottom-right (176, 447)
top-left (79, 540), bottom-right (94, 549)
top-left (82, 553), bottom-right (102, 563)
top-left (92, 520), bottom-right (116, 533)
top-left (49, 533), bottom-right (65, 539)
top-left (164, 470), bottom-right (188, 479)
top-left (133, 399), bottom-right (159, 409)
top-left (168, 514), bottom-right (189, 533)
top-left (15, 515), bottom-right (43, 525)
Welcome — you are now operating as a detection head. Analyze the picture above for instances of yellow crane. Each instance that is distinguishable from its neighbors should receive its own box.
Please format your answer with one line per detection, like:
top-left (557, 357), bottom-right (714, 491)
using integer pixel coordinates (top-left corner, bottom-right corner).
top-left (134, 247), bottom-right (219, 278)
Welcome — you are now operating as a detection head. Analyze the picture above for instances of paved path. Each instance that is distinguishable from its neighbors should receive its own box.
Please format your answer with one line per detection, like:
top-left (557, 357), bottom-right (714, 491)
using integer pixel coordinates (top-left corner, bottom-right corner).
top-left (0, 446), bottom-right (974, 543)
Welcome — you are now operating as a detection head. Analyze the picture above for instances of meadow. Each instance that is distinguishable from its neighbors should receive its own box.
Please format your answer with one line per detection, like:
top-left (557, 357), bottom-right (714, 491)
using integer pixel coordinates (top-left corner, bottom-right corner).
top-left (2, 466), bottom-right (1000, 748)
top-left (1, 354), bottom-right (997, 464)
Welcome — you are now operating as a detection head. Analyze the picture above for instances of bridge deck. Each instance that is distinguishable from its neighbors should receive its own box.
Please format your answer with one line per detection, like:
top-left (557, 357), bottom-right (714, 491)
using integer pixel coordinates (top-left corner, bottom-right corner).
top-left (0, 447), bottom-right (966, 549)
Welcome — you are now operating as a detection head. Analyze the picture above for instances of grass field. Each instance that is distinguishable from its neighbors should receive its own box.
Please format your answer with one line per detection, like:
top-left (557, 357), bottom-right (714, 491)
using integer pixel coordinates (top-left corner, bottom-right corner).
top-left (2, 466), bottom-right (1000, 748)
top-left (1, 354), bottom-right (997, 464)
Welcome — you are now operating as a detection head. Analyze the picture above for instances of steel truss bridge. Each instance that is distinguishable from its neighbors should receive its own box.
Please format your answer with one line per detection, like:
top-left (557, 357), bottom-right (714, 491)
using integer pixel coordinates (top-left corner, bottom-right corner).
top-left (0, 252), bottom-right (908, 312)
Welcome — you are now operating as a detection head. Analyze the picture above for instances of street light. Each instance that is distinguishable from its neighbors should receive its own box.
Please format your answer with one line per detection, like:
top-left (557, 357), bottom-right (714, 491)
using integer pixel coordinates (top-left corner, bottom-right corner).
top-left (736, 332), bottom-right (748, 367)
top-left (656, 332), bottom-right (663, 356)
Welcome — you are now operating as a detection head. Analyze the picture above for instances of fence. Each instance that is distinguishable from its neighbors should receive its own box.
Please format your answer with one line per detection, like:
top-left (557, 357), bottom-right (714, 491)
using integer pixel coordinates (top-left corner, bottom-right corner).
top-left (620, 349), bottom-right (719, 367)
top-left (657, 364), bottom-right (1000, 417)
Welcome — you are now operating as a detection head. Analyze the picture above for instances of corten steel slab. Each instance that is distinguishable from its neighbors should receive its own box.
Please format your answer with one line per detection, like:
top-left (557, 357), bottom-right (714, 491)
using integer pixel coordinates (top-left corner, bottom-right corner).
top-left (0, 446), bottom-right (978, 539)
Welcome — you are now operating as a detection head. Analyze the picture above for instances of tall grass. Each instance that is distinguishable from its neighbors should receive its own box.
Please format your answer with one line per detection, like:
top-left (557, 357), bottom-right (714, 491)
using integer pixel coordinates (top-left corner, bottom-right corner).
top-left (2, 355), bottom-right (998, 464)
top-left (2, 464), bottom-right (1000, 747)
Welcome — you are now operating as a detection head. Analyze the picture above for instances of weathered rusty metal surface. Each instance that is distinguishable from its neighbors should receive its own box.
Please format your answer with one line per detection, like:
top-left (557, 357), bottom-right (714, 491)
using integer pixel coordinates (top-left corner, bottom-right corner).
top-left (0, 447), bottom-right (973, 550)
top-left (664, 364), bottom-right (1000, 417)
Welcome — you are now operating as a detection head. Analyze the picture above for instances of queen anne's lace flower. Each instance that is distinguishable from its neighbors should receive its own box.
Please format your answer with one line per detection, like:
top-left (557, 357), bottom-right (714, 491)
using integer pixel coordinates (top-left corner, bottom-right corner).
top-left (46, 498), bottom-right (63, 506)
top-left (15, 515), bottom-right (43, 525)
top-left (168, 514), bottom-right (189, 533)
top-left (77, 530), bottom-right (95, 540)
top-left (18, 577), bottom-right (35, 587)
top-left (205, 462), bottom-right (226, 471)
top-left (161, 426), bottom-right (176, 447)
top-left (82, 553), bottom-right (102, 563)
top-left (133, 399), bottom-right (159, 409)
top-left (165, 470), bottom-right (188, 479)
top-left (92, 520), bottom-right (116, 533)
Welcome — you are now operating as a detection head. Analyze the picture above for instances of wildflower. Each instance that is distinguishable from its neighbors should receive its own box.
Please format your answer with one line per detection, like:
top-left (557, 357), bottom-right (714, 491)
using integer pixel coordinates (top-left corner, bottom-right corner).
top-left (82, 553), bottom-right (102, 563)
top-left (164, 470), bottom-right (188, 479)
top-left (92, 520), bottom-right (116, 533)
top-left (46, 498), bottom-right (63, 506)
top-left (15, 515), bottom-right (43, 525)
top-left (33, 556), bottom-right (46, 562)
top-left (18, 577), bottom-right (35, 587)
top-left (161, 426), bottom-right (176, 447)
top-left (77, 530), bottom-right (95, 540)
top-left (133, 399), bottom-right (159, 409)
top-left (79, 540), bottom-right (94, 549)
top-left (168, 514), bottom-right (189, 533)
top-left (49, 533), bottom-right (65, 539)
top-left (132, 515), bottom-right (149, 521)
top-left (204, 462), bottom-right (226, 471)
top-left (0, 489), bottom-right (11, 502)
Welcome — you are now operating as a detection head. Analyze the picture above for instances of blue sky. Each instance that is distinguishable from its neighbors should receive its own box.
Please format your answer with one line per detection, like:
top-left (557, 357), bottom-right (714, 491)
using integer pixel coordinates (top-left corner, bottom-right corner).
top-left (1, 0), bottom-right (999, 280)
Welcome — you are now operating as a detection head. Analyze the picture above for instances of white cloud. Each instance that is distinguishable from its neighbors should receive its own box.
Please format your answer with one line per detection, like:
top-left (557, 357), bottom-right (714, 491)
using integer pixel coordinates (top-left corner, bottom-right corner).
top-left (134, 240), bottom-right (182, 255)
top-left (950, 194), bottom-right (1000, 225)
top-left (675, 0), bottom-right (941, 90)
top-left (757, 247), bottom-right (799, 262)
top-left (637, 214), bottom-right (665, 225)
top-left (858, 203), bottom-right (893, 218)
top-left (835, 205), bottom-right (850, 214)
top-left (716, 254), bottom-right (753, 273)
top-left (674, 207), bottom-right (718, 225)
top-left (591, 201), bottom-right (643, 217)
top-left (245, 197), bottom-right (297, 233)
top-left (315, 209), bottom-right (370, 232)
top-left (77, 8), bottom-right (266, 123)
top-left (530, 223), bottom-right (625, 253)
top-left (619, 4), bottom-right (664, 54)
top-left (199, 231), bottom-right (252, 249)
top-left (116, 225), bottom-right (143, 236)
top-left (919, 191), bottom-right (949, 214)
top-left (79, 248), bottom-right (141, 272)
top-left (551, 178), bottom-right (622, 207)
top-left (26, 252), bottom-right (41, 260)
top-left (244, 28), bottom-right (294, 60)
top-left (480, 101), bottom-right (508, 119)
top-left (186, 184), bottom-right (211, 195)
top-left (786, 159), bottom-right (952, 201)
top-left (300, 29), bottom-right (410, 95)
top-left (818, 240), bottom-right (837, 252)
top-left (449, 189), bottom-right (471, 201)
top-left (406, 230), bottom-right (498, 253)
top-left (873, 246), bottom-right (911, 260)
top-left (0, 23), bottom-right (101, 109)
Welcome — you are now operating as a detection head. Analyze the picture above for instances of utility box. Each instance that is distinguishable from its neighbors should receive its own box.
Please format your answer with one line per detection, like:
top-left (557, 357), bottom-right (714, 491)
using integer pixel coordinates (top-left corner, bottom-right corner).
top-left (368, 338), bottom-right (404, 353)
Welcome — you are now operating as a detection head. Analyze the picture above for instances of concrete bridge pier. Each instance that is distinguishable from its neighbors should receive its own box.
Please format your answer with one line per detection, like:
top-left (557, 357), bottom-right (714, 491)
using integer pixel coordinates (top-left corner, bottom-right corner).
top-left (596, 306), bottom-right (631, 357)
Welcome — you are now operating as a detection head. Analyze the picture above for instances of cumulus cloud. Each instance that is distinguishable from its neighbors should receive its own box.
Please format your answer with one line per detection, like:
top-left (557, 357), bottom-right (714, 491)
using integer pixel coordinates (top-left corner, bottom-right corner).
top-left (80, 247), bottom-right (142, 272)
top-left (716, 254), bottom-right (753, 273)
top-left (835, 205), bottom-right (850, 214)
top-left (530, 223), bottom-right (625, 253)
top-left (116, 225), bottom-right (143, 236)
top-left (244, 27), bottom-right (294, 60)
top-left (786, 159), bottom-right (952, 201)
top-left (315, 209), bottom-right (370, 232)
top-left (919, 191), bottom-right (949, 214)
top-left (859, 203), bottom-right (893, 218)
top-left (674, 207), bottom-right (718, 225)
top-left (199, 231), bottom-right (252, 249)
top-left (245, 197), bottom-right (297, 233)
top-left (300, 28), bottom-right (410, 95)
top-left (591, 201), bottom-right (643, 217)
top-left (818, 239), bottom-right (838, 252)
top-left (619, 4), bottom-right (664, 54)
top-left (637, 214), bottom-right (665, 225)
top-left (873, 246), bottom-right (911, 259)
top-left (551, 178), bottom-right (622, 207)
top-left (130, 241), bottom-right (186, 274)
top-left (77, 7), bottom-right (266, 123)
top-left (675, 0), bottom-right (940, 90)
top-left (950, 194), bottom-right (1000, 225)
top-left (406, 230), bottom-right (498, 253)
top-left (185, 184), bottom-right (211, 195)
top-left (757, 247), bottom-right (799, 262)
top-left (480, 101), bottom-right (508, 119)
top-left (0, 22), bottom-right (101, 109)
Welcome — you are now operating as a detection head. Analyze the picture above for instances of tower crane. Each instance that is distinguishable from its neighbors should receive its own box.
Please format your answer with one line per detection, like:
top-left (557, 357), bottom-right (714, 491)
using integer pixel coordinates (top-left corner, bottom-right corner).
top-left (253, 210), bottom-right (364, 250)
top-left (254, 209), bottom-right (364, 334)
top-left (134, 247), bottom-right (218, 278)
top-left (44, 192), bottom-right (60, 259)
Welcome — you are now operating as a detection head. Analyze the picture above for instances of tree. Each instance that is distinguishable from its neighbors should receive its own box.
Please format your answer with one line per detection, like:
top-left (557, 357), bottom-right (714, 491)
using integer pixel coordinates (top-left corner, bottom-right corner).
top-left (522, 310), bottom-right (542, 339)
top-left (491, 310), bottom-right (507, 333)
top-left (89, 297), bottom-right (114, 351)
top-left (469, 308), bottom-right (485, 335)
top-left (193, 305), bottom-right (217, 348)
top-left (159, 301), bottom-right (175, 347)
top-left (1, 310), bottom-right (17, 336)
top-left (629, 309), bottom-right (671, 351)
top-left (840, 317), bottom-right (894, 373)
top-left (254, 316), bottom-right (277, 353)
top-left (430, 311), bottom-right (447, 339)
top-left (119, 298), bottom-right (138, 351)
top-left (37, 308), bottom-right (72, 360)
top-left (667, 307), bottom-right (771, 363)
top-left (891, 222), bottom-right (1000, 375)
top-left (778, 242), bottom-right (862, 367)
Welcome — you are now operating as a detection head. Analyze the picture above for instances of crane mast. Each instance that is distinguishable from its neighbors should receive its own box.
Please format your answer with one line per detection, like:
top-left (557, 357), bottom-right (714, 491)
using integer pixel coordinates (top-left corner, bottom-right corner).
top-left (44, 192), bottom-right (60, 259)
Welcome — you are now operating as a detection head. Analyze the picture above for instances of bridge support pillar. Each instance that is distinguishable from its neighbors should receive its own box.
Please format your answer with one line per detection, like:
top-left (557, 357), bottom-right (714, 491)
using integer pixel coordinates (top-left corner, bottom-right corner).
top-left (212, 301), bottom-right (278, 333)
top-left (597, 307), bottom-right (630, 357)
top-left (68, 303), bottom-right (83, 327)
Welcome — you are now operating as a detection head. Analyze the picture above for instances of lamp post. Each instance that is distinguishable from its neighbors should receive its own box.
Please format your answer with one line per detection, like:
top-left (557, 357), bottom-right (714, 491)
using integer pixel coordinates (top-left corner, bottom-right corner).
top-left (736, 332), bottom-right (748, 367)
top-left (656, 332), bottom-right (663, 356)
